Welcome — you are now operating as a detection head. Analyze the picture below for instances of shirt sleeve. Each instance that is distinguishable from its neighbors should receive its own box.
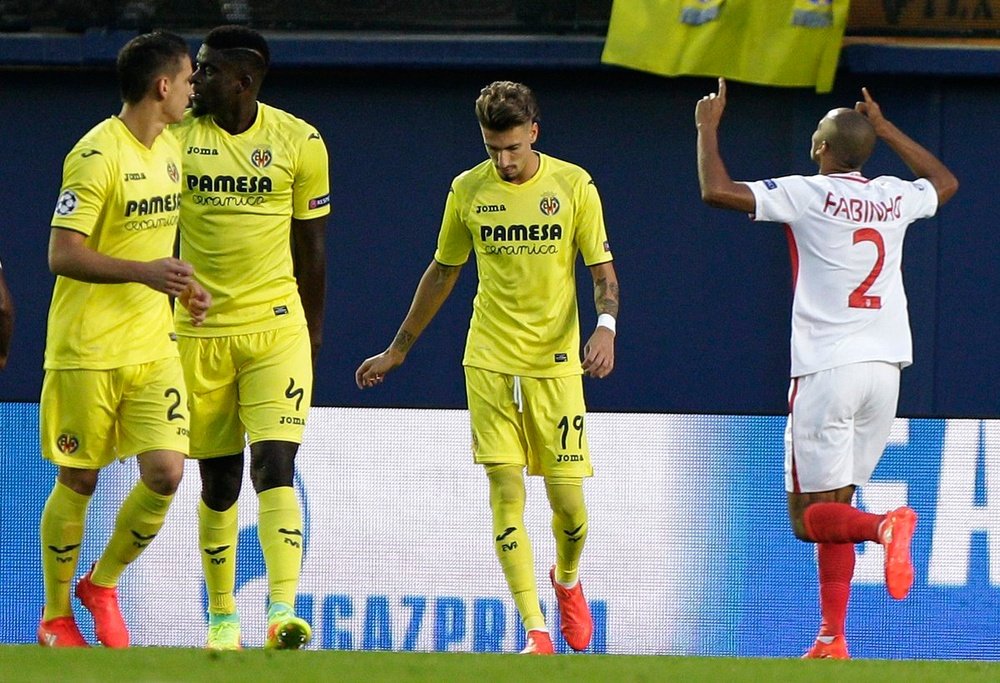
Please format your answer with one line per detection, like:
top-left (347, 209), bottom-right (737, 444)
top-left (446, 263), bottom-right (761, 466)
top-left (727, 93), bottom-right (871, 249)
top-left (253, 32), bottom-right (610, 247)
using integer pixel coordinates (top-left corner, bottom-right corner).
top-left (433, 187), bottom-right (472, 266)
top-left (575, 174), bottom-right (613, 265)
top-left (50, 143), bottom-right (115, 236)
top-left (745, 176), bottom-right (808, 224)
top-left (291, 126), bottom-right (331, 220)
top-left (902, 177), bottom-right (939, 221)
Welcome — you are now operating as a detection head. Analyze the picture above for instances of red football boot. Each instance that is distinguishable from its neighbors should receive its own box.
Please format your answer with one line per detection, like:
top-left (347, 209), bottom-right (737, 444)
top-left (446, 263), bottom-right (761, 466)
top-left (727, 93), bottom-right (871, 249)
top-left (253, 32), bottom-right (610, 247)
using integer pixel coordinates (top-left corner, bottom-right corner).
top-left (550, 565), bottom-right (593, 651)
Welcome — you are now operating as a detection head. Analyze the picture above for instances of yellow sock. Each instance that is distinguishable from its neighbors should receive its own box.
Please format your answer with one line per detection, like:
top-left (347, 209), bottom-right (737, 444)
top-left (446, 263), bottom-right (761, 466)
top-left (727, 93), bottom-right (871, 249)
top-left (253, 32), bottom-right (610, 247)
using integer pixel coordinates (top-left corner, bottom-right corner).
top-left (40, 481), bottom-right (91, 621)
top-left (91, 481), bottom-right (173, 587)
top-left (487, 465), bottom-right (545, 632)
top-left (257, 486), bottom-right (303, 608)
top-left (546, 478), bottom-right (588, 585)
top-left (200, 500), bottom-right (238, 615)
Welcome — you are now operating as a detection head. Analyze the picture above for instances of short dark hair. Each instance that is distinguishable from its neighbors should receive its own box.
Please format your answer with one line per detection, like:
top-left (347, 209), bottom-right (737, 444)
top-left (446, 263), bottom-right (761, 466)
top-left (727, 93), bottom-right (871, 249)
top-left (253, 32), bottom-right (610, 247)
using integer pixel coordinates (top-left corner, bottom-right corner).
top-left (117, 31), bottom-right (189, 104)
top-left (204, 25), bottom-right (270, 71)
top-left (827, 109), bottom-right (877, 169)
top-left (475, 81), bottom-right (540, 131)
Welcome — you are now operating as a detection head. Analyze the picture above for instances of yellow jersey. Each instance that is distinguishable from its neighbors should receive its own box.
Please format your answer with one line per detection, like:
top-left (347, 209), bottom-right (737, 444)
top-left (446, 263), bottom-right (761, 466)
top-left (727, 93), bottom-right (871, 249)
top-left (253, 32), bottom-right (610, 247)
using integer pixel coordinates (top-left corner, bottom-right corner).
top-left (171, 103), bottom-right (330, 336)
top-left (45, 117), bottom-right (182, 370)
top-left (434, 153), bottom-right (612, 377)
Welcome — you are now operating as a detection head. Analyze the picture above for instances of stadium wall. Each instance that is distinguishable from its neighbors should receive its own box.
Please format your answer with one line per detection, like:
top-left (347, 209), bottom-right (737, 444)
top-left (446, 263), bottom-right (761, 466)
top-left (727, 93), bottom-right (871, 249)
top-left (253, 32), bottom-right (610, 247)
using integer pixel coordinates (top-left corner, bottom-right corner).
top-left (0, 38), bottom-right (997, 416)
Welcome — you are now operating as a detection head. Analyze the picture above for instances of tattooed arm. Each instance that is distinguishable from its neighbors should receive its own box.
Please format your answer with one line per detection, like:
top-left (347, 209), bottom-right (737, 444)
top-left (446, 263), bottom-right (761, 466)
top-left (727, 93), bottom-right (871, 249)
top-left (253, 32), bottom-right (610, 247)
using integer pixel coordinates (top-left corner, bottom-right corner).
top-left (581, 261), bottom-right (619, 379)
top-left (355, 259), bottom-right (463, 389)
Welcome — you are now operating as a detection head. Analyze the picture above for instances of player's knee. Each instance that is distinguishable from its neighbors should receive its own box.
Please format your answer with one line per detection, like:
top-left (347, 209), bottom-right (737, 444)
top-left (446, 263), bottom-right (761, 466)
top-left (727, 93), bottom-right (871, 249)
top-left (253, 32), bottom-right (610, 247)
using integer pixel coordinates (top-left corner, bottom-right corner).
top-left (550, 495), bottom-right (586, 526)
top-left (199, 462), bottom-right (243, 509)
top-left (58, 467), bottom-right (99, 496)
top-left (789, 516), bottom-right (813, 542)
top-left (546, 479), bottom-right (586, 525)
top-left (493, 480), bottom-right (524, 507)
top-left (250, 451), bottom-right (296, 492)
top-left (486, 465), bottom-right (526, 510)
top-left (202, 487), bottom-right (240, 511)
top-left (142, 461), bottom-right (184, 496)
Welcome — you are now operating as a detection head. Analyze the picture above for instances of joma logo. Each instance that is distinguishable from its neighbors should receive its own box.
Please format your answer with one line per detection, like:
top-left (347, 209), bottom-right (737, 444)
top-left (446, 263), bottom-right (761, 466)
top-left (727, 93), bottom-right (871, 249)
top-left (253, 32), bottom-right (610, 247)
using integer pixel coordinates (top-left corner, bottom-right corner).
top-left (476, 204), bottom-right (506, 214)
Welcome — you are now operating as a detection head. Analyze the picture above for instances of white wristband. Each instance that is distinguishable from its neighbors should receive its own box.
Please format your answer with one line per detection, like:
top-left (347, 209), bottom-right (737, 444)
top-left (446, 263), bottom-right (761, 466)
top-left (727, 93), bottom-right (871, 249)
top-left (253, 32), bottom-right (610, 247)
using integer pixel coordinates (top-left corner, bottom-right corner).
top-left (597, 313), bottom-right (616, 337)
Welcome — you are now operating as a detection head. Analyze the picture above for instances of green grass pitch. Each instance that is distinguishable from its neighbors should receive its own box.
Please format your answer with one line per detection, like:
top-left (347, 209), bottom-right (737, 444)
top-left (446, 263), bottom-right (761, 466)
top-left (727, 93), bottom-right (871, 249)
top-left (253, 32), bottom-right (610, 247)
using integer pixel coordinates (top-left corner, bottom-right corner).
top-left (2, 647), bottom-right (1000, 682)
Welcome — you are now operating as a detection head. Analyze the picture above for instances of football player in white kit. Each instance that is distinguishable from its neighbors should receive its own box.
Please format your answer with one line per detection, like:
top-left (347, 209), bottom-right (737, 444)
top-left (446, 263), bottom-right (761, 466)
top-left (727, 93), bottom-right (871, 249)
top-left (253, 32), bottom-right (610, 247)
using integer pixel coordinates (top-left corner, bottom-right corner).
top-left (695, 78), bottom-right (958, 659)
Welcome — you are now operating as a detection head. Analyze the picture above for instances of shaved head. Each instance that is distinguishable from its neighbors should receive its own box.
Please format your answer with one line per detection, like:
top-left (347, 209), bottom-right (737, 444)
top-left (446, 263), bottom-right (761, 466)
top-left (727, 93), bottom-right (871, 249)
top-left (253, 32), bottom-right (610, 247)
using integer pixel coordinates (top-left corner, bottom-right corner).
top-left (814, 108), bottom-right (877, 170)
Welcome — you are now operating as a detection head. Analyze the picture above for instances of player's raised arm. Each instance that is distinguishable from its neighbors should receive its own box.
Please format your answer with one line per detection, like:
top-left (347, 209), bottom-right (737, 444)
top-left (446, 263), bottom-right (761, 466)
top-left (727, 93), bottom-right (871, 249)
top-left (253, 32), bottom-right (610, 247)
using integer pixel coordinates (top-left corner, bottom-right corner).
top-left (355, 259), bottom-right (463, 389)
top-left (855, 87), bottom-right (958, 206)
top-left (695, 77), bottom-right (756, 213)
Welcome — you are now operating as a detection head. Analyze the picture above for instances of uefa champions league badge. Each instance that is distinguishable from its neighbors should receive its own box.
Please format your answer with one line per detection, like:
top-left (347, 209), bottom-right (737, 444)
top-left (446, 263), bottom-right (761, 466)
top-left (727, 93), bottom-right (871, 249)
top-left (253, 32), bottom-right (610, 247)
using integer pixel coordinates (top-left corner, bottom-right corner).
top-left (55, 189), bottom-right (79, 216)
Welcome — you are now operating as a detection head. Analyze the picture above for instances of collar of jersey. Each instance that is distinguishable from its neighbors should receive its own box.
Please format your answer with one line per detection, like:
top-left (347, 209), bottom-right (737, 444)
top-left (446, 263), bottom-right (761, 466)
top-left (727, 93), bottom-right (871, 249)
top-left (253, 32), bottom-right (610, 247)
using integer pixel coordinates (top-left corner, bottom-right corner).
top-left (492, 151), bottom-right (546, 187)
top-left (111, 115), bottom-right (166, 154)
top-left (828, 171), bottom-right (869, 182)
top-left (207, 101), bottom-right (265, 138)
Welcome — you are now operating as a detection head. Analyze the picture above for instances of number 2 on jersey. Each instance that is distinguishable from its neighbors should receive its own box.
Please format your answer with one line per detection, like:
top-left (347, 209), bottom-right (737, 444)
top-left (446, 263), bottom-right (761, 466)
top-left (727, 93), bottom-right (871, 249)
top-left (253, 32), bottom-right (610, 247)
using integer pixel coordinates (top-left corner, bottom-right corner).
top-left (849, 228), bottom-right (884, 310)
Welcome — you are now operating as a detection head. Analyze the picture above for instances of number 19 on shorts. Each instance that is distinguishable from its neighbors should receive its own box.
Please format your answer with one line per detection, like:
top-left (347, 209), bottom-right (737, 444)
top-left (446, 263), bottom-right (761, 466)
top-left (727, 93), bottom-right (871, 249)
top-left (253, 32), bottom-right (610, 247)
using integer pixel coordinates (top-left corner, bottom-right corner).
top-left (556, 414), bottom-right (586, 463)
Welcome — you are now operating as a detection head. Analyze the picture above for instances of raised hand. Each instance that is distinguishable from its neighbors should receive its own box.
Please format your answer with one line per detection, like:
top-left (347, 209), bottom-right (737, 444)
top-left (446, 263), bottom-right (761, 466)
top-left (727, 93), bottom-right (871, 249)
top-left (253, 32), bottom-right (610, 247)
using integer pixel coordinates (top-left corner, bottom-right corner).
top-left (855, 86), bottom-right (887, 133)
top-left (695, 77), bottom-right (728, 129)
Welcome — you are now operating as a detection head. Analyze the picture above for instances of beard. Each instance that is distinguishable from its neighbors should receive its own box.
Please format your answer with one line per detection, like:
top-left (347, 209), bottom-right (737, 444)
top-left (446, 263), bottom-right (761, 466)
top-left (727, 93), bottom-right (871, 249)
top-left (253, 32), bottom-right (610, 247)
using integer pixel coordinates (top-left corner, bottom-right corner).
top-left (190, 98), bottom-right (210, 117)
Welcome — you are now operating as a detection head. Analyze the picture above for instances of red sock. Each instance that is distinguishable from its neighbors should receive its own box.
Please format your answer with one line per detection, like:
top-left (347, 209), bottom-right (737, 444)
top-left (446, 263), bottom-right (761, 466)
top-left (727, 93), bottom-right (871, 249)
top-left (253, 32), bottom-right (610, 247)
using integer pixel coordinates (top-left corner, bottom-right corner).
top-left (803, 502), bottom-right (882, 543)
top-left (817, 542), bottom-right (855, 636)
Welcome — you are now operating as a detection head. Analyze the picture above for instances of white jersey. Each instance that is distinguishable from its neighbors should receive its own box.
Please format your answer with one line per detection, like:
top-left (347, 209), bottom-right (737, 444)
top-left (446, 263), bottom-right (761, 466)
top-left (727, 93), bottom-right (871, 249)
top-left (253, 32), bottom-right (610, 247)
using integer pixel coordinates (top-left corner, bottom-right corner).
top-left (746, 172), bottom-right (938, 377)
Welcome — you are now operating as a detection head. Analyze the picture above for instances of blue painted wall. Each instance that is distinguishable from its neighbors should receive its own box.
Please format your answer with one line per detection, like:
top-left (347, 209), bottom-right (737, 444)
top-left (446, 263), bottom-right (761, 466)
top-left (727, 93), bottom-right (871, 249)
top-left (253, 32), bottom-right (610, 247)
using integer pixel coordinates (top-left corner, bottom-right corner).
top-left (0, 65), bottom-right (995, 416)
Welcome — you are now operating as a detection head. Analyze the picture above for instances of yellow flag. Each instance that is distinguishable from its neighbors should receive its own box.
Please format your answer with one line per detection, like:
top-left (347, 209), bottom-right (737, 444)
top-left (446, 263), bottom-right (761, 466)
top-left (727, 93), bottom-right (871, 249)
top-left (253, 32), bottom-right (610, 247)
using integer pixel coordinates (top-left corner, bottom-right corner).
top-left (681, 0), bottom-right (725, 26)
top-left (602, 0), bottom-right (850, 93)
top-left (792, 0), bottom-right (834, 27)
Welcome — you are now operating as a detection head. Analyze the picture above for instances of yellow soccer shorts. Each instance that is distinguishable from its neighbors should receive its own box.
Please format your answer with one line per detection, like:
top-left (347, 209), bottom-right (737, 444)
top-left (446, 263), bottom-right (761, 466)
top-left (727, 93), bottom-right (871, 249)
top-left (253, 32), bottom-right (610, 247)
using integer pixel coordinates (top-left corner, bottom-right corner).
top-left (178, 325), bottom-right (313, 459)
top-left (40, 357), bottom-right (190, 469)
top-left (464, 366), bottom-right (593, 478)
